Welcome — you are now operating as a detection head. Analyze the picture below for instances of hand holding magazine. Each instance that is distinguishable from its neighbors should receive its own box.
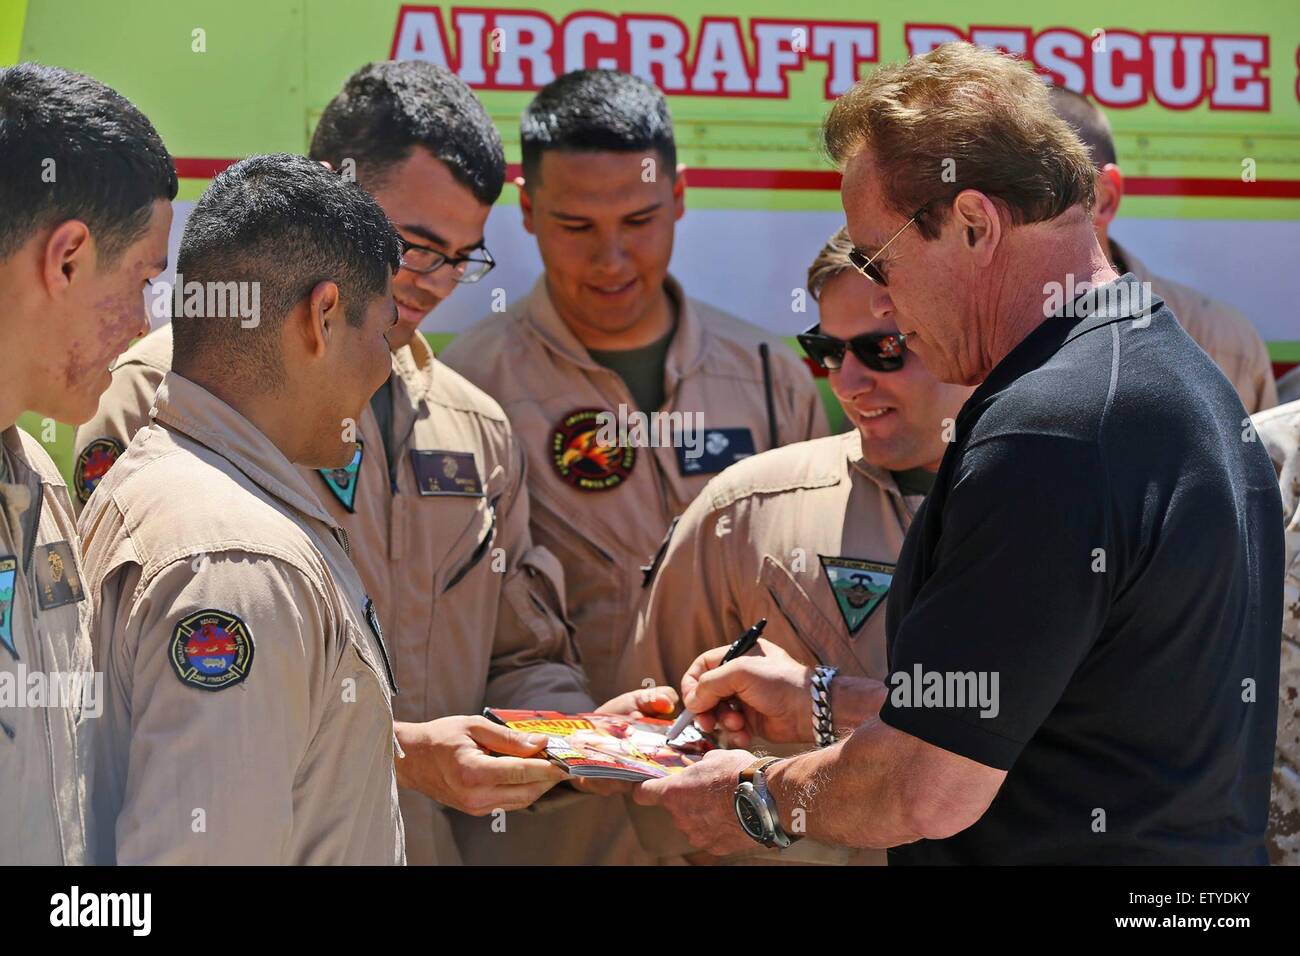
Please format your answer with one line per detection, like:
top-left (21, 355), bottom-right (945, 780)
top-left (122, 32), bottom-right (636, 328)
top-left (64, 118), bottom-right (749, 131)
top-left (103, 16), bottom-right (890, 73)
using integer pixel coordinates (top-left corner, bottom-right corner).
top-left (483, 708), bottom-right (716, 782)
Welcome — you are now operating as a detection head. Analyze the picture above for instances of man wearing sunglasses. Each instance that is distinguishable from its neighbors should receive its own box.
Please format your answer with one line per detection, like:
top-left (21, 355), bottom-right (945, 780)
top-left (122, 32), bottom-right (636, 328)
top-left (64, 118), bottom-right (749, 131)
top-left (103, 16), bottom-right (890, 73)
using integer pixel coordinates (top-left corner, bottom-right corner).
top-left (72, 62), bottom-right (674, 866)
top-left (635, 42), bottom-right (1281, 865)
top-left (441, 68), bottom-right (827, 864)
top-left (619, 227), bottom-right (972, 864)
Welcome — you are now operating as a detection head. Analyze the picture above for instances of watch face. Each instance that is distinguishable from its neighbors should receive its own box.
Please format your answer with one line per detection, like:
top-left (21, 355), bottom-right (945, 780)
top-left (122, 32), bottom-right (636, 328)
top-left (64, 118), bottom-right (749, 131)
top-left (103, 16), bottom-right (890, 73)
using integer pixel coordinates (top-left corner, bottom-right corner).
top-left (734, 789), bottom-right (766, 840)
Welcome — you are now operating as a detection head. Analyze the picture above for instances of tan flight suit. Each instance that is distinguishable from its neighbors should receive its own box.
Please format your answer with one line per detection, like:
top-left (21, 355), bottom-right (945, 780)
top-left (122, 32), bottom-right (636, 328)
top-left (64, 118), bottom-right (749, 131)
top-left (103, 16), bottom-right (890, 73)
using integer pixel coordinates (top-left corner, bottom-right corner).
top-left (618, 429), bottom-right (915, 865)
top-left (441, 276), bottom-right (828, 866)
top-left (1114, 241), bottom-right (1277, 413)
top-left (75, 324), bottom-right (593, 865)
top-left (78, 372), bottom-right (404, 865)
top-left (1253, 399), bottom-right (1300, 866)
top-left (0, 426), bottom-right (94, 864)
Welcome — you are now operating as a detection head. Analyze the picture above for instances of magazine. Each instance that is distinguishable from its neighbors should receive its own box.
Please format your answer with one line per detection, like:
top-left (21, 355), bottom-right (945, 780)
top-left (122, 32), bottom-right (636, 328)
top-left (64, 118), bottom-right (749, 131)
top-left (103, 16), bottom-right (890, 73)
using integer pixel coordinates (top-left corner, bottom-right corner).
top-left (483, 708), bottom-right (715, 781)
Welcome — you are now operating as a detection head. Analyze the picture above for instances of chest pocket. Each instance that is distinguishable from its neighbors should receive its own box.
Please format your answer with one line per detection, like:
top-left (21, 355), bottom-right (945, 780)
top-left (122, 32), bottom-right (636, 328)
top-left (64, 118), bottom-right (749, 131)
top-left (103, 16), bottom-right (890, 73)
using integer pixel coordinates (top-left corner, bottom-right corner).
top-left (759, 556), bottom-right (871, 677)
top-left (440, 465), bottom-right (505, 593)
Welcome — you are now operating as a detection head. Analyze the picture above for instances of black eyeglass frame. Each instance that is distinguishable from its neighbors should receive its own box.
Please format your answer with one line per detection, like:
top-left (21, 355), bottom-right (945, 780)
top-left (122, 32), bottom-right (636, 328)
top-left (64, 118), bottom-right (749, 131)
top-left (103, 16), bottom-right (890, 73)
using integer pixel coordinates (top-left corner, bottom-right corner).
top-left (399, 239), bottom-right (496, 283)
top-left (797, 323), bottom-right (909, 373)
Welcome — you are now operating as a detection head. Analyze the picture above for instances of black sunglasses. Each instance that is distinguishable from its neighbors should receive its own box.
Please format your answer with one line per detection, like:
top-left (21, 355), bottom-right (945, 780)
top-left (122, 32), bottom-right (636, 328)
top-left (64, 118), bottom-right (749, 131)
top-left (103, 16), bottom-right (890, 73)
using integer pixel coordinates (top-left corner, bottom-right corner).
top-left (798, 324), bottom-right (908, 373)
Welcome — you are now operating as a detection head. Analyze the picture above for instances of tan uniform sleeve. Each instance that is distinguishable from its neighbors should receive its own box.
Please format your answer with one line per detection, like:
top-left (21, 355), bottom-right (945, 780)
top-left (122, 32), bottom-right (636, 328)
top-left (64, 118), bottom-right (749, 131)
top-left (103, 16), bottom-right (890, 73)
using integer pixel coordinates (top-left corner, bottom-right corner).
top-left (484, 434), bottom-right (592, 712)
top-left (1245, 333), bottom-right (1279, 414)
top-left (619, 486), bottom-right (743, 696)
top-left (71, 360), bottom-right (165, 512)
top-left (104, 553), bottom-right (331, 865)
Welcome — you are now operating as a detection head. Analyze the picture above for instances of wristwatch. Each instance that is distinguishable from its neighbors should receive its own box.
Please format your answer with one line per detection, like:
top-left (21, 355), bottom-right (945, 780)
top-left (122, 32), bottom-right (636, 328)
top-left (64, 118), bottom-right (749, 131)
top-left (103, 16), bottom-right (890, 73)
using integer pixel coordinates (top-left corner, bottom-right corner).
top-left (733, 756), bottom-right (801, 848)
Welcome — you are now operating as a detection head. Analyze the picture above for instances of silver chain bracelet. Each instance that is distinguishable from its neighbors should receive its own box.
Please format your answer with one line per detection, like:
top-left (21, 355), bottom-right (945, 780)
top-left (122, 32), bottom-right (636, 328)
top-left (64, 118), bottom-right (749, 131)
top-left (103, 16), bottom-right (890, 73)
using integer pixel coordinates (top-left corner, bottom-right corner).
top-left (810, 664), bottom-right (838, 747)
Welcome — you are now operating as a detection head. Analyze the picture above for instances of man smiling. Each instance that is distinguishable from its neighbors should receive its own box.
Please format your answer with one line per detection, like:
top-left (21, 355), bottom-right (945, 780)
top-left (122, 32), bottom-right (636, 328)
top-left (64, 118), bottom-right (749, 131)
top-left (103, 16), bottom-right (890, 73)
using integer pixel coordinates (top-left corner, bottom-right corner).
top-left (441, 67), bottom-right (826, 865)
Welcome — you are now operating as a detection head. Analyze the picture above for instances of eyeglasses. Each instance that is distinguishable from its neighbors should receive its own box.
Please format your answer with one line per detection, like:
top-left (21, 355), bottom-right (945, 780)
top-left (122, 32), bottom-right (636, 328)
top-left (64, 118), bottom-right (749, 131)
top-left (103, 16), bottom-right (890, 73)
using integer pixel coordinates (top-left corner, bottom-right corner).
top-left (399, 240), bottom-right (496, 283)
top-left (847, 210), bottom-right (923, 286)
top-left (798, 324), bottom-right (908, 373)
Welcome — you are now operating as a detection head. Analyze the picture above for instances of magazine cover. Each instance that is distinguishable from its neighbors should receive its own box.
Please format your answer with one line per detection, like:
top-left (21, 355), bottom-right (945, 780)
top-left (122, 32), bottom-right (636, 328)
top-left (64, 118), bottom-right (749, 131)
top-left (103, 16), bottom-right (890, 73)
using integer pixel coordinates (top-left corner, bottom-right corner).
top-left (483, 708), bottom-right (716, 781)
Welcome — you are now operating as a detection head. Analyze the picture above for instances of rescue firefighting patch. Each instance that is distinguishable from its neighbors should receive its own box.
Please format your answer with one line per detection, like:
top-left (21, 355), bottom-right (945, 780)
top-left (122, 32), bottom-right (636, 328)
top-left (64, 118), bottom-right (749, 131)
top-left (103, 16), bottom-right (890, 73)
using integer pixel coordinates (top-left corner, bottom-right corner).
top-left (0, 555), bottom-right (17, 659)
top-left (675, 427), bottom-right (756, 476)
top-left (169, 609), bottom-right (255, 691)
top-left (410, 449), bottom-right (482, 497)
top-left (819, 556), bottom-right (893, 635)
top-left (318, 441), bottom-right (363, 512)
top-left (550, 408), bottom-right (635, 492)
top-left (73, 437), bottom-right (123, 503)
top-left (33, 541), bottom-right (84, 611)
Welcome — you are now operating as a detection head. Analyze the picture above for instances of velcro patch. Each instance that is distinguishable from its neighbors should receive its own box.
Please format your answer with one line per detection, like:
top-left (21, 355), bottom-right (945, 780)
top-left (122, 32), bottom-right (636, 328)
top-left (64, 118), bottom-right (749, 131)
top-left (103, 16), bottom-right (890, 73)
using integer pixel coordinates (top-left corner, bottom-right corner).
top-left (819, 556), bottom-right (894, 636)
top-left (675, 427), bottom-right (756, 477)
top-left (169, 609), bottom-right (254, 691)
top-left (34, 542), bottom-right (85, 611)
top-left (0, 555), bottom-right (17, 659)
top-left (410, 450), bottom-right (483, 497)
top-left (318, 441), bottom-right (363, 512)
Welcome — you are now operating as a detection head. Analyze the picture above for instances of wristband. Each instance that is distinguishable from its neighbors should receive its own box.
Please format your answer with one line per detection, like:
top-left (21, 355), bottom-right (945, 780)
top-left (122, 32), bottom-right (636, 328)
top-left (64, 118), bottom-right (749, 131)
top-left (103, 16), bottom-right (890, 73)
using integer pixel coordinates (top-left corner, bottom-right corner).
top-left (811, 664), bottom-right (838, 747)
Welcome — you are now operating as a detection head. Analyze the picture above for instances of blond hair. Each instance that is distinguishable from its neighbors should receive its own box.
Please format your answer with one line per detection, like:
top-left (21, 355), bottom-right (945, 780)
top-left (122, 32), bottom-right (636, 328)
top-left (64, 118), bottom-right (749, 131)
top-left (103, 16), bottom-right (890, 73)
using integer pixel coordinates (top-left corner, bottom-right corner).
top-left (807, 227), bottom-right (856, 302)
top-left (823, 42), bottom-right (1095, 239)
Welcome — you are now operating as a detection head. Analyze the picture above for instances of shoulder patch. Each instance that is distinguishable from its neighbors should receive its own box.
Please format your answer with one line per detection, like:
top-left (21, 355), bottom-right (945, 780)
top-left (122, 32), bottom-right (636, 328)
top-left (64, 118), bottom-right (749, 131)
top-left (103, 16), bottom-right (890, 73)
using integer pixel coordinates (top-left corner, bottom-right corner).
top-left (74, 437), bottom-right (124, 503)
top-left (818, 557), bottom-right (893, 635)
top-left (550, 408), bottom-right (635, 492)
top-left (0, 555), bottom-right (17, 659)
top-left (169, 609), bottom-right (255, 691)
top-left (318, 441), bottom-right (364, 512)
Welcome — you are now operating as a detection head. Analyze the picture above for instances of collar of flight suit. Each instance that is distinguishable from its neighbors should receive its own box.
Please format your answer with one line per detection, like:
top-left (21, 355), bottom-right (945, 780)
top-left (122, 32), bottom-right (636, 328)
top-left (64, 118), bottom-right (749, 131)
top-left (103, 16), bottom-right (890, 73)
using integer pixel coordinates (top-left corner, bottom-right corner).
top-left (841, 427), bottom-right (909, 504)
top-left (149, 371), bottom-right (342, 533)
top-left (387, 332), bottom-right (438, 456)
top-left (520, 273), bottom-right (708, 388)
top-left (0, 426), bottom-right (43, 567)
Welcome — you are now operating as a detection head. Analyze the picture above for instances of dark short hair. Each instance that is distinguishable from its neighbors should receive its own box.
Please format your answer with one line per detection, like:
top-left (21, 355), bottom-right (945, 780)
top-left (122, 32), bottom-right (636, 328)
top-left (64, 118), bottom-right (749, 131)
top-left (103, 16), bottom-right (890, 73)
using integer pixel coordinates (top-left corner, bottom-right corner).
top-left (0, 63), bottom-right (177, 263)
top-left (520, 69), bottom-right (676, 188)
top-left (173, 153), bottom-right (401, 387)
top-left (310, 60), bottom-right (505, 205)
top-left (1047, 85), bottom-right (1117, 168)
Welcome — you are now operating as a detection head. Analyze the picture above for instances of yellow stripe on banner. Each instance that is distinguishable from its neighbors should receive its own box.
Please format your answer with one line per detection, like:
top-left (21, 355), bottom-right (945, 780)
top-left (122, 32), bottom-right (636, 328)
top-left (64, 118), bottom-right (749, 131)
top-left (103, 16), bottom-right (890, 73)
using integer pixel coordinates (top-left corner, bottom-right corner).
top-left (0, 0), bottom-right (29, 66)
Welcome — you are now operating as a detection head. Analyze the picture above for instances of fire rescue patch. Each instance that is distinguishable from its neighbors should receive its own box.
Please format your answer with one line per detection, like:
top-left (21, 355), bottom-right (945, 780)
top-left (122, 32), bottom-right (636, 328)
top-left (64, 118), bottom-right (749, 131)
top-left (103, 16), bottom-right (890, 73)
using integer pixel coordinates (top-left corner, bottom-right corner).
top-left (675, 427), bottom-right (757, 477)
top-left (819, 557), bottom-right (893, 636)
top-left (0, 555), bottom-right (17, 660)
top-left (169, 609), bottom-right (254, 691)
top-left (410, 449), bottom-right (482, 497)
top-left (318, 441), bottom-right (363, 512)
top-left (33, 541), bottom-right (85, 611)
top-left (550, 408), bottom-right (635, 492)
top-left (74, 437), bottom-right (124, 503)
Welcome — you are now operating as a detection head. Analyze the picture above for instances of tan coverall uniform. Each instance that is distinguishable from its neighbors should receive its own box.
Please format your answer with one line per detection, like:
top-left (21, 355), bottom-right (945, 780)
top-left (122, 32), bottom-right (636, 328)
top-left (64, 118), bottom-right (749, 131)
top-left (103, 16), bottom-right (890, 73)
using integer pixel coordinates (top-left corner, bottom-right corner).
top-left (75, 325), bottom-right (593, 864)
top-left (78, 372), bottom-right (404, 864)
top-left (0, 425), bottom-right (94, 864)
top-left (441, 275), bottom-right (831, 703)
top-left (619, 429), bottom-right (916, 865)
top-left (1114, 241), bottom-right (1277, 413)
top-left (1253, 399), bottom-right (1300, 866)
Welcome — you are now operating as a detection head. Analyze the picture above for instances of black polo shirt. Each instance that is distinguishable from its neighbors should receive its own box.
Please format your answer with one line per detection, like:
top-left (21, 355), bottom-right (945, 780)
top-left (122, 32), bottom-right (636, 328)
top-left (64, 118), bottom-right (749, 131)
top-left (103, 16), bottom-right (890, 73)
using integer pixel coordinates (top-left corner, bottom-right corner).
top-left (882, 274), bottom-right (1283, 864)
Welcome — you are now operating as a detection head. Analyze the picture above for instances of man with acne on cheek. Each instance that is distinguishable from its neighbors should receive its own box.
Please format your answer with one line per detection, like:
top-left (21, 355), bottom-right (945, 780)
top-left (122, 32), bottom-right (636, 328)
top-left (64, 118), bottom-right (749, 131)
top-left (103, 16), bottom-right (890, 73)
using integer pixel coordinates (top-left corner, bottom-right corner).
top-left (0, 64), bottom-right (176, 865)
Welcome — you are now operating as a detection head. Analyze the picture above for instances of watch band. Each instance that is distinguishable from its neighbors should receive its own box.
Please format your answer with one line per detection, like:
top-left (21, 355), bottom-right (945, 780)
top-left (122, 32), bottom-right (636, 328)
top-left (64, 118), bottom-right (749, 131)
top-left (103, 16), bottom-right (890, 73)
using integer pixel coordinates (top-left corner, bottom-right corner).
top-left (739, 756), bottom-right (782, 784)
top-left (811, 664), bottom-right (838, 747)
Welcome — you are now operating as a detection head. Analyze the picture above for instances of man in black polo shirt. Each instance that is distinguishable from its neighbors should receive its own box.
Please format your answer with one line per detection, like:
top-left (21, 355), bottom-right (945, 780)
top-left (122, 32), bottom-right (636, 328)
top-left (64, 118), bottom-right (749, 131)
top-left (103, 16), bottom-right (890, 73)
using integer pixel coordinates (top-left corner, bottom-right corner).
top-left (633, 42), bottom-right (1283, 864)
